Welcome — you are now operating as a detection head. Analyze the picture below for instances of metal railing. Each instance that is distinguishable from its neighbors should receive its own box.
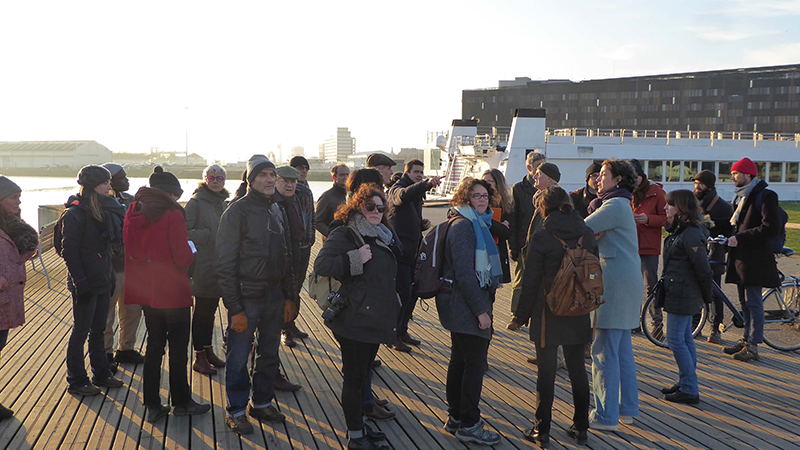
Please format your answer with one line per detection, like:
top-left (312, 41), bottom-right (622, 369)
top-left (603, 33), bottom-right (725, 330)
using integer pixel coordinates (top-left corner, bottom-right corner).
top-left (547, 128), bottom-right (800, 147)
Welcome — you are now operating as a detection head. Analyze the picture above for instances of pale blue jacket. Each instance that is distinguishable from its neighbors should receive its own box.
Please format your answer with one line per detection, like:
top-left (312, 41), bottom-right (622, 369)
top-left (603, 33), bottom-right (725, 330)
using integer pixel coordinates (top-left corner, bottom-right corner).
top-left (584, 197), bottom-right (644, 329)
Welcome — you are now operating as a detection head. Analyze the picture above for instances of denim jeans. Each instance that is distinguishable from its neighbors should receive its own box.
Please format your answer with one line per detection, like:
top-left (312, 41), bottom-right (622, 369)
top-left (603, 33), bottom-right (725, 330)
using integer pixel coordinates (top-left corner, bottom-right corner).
top-left (225, 286), bottom-right (283, 417)
top-left (591, 329), bottom-right (639, 425)
top-left (535, 342), bottom-right (589, 433)
top-left (666, 313), bottom-right (698, 396)
top-left (142, 306), bottom-right (192, 406)
top-left (738, 285), bottom-right (764, 345)
top-left (66, 289), bottom-right (113, 388)
top-left (446, 332), bottom-right (490, 428)
top-left (335, 333), bottom-right (380, 431)
top-left (396, 261), bottom-right (416, 338)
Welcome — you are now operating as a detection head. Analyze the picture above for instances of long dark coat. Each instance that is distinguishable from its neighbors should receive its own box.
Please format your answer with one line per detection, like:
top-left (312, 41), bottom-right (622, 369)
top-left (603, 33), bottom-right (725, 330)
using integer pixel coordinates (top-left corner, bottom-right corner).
top-left (185, 185), bottom-right (228, 297)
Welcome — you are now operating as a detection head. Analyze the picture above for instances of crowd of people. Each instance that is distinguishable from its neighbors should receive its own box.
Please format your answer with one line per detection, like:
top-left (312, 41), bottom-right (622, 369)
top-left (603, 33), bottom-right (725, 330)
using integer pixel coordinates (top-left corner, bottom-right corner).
top-left (0, 150), bottom-right (784, 449)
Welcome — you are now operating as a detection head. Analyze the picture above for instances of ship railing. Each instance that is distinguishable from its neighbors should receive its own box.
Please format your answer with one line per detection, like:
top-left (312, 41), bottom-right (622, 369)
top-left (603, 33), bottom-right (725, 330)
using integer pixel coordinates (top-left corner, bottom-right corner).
top-left (454, 134), bottom-right (508, 148)
top-left (547, 128), bottom-right (800, 147)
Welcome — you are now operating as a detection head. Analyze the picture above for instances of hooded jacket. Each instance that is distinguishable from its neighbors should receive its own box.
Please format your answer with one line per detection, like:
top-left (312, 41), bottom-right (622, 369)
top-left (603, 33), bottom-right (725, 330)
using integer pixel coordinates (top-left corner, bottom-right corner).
top-left (123, 187), bottom-right (194, 309)
top-left (185, 184), bottom-right (229, 297)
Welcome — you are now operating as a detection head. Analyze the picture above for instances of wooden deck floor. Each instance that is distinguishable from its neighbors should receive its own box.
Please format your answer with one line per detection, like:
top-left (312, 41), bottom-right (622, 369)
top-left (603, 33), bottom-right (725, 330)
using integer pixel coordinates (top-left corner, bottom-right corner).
top-left (1, 243), bottom-right (800, 449)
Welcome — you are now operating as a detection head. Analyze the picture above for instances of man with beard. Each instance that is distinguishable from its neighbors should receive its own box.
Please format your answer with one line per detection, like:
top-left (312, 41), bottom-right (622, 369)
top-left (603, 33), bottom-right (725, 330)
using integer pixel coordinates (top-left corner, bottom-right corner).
top-left (691, 170), bottom-right (733, 344)
top-left (570, 162), bottom-right (601, 219)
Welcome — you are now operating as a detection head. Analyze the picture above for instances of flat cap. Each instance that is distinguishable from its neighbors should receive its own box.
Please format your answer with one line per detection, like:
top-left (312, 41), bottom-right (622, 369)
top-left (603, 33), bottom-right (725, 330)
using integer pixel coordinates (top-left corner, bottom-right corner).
top-left (276, 165), bottom-right (299, 180)
top-left (366, 153), bottom-right (396, 167)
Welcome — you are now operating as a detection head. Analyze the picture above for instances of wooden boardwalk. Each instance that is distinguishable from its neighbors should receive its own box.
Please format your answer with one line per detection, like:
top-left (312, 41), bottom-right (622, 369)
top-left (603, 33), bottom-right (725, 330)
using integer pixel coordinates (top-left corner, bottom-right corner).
top-left (1, 235), bottom-right (799, 449)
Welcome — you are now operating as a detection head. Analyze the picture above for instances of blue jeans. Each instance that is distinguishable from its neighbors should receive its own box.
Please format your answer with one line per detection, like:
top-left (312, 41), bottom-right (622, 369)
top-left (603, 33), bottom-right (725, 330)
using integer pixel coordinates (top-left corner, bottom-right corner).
top-left (738, 285), bottom-right (764, 345)
top-left (591, 329), bottom-right (639, 425)
top-left (225, 287), bottom-right (283, 417)
top-left (66, 289), bottom-right (113, 388)
top-left (666, 313), bottom-right (698, 395)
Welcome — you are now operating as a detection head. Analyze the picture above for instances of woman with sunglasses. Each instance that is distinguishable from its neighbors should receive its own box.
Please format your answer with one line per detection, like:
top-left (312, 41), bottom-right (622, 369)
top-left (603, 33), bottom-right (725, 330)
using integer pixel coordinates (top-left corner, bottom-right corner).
top-left (314, 183), bottom-right (401, 450)
top-left (185, 164), bottom-right (229, 375)
top-left (437, 177), bottom-right (503, 446)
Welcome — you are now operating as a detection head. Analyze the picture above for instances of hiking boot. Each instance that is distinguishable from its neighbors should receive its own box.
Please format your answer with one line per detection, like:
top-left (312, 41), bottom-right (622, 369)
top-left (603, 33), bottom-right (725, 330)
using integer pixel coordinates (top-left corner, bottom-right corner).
top-left (723, 339), bottom-right (746, 355)
top-left (0, 403), bottom-right (13, 420)
top-left (401, 332), bottom-right (421, 346)
top-left (567, 425), bottom-right (588, 445)
top-left (392, 340), bottom-right (411, 353)
top-left (347, 436), bottom-right (389, 450)
top-left (248, 404), bottom-right (285, 422)
top-left (364, 423), bottom-right (386, 441)
top-left (523, 427), bottom-right (550, 447)
top-left (456, 420), bottom-right (501, 445)
top-left (92, 376), bottom-right (124, 388)
top-left (444, 416), bottom-right (460, 434)
top-left (660, 383), bottom-right (680, 395)
top-left (285, 322), bottom-right (309, 339)
top-left (204, 345), bottom-right (226, 368)
top-left (664, 390), bottom-right (700, 404)
top-left (275, 373), bottom-right (302, 392)
top-left (145, 404), bottom-right (170, 423)
top-left (173, 399), bottom-right (211, 416)
top-left (365, 402), bottom-right (396, 421)
top-left (193, 350), bottom-right (218, 375)
top-left (733, 343), bottom-right (760, 362)
top-left (707, 330), bottom-right (722, 345)
top-left (507, 320), bottom-right (521, 331)
top-left (227, 415), bottom-right (254, 435)
top-left (115, 350), bottom-right (145, 364)
top-left (68, 384), bottom-right (101, 396)
top-left (282, 332), bottom-right (297, 348)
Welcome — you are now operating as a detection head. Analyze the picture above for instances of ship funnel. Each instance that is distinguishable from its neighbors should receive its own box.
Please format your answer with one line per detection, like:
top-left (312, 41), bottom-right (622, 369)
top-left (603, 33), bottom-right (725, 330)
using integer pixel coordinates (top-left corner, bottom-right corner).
top-left (503, 109), bottom-right (546, 184)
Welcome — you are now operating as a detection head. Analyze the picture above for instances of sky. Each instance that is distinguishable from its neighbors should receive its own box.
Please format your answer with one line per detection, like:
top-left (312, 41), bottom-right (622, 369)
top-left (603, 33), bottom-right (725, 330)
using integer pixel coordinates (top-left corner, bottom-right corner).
top-left (2, 0), bottom-right (800, 164)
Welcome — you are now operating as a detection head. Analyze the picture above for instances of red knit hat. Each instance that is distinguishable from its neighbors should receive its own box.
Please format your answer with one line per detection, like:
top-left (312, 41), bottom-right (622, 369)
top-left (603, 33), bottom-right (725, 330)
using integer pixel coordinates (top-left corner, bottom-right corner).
top-left (731, 157), bottom-right (757, 177)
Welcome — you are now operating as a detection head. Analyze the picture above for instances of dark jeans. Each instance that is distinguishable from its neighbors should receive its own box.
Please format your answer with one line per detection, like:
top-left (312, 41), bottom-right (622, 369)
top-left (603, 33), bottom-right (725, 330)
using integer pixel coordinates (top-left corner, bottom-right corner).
top-left (708, 262), bottom-right (725, 329)
top-left (535, 342), bottom-right (589, 433)
top-left (0, 329), bottom-right (8, 352)
top-left (226, 287), bottom-right (283, 417)
top-left (335, 333), bottom-right (380, 431)
top-left (396, 260), bottom-right (416, 338)
top-left (66, 289), bottom-right (113, 388)
top-left (142, 306), bottom-right (191, 406)
top-left (446, 332), bottom-right (490, 428)
top-left (192, 296), bottom-right (220, 350)
top-left (738, 285), bottom-right (764, 345)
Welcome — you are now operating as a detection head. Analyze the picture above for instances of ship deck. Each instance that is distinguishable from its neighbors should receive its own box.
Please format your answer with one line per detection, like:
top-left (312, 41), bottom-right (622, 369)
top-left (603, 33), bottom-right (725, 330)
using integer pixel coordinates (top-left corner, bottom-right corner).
top-left (1, 220), bottom-right (799, 450)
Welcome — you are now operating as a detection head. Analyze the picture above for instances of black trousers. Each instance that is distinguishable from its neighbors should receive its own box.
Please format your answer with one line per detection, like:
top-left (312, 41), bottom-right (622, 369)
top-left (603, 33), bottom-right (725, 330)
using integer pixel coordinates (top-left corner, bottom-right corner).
top-left (446, 332), bottom-right (490, 428)
top-left (396, 260), bottom-right (416, 338)
top-left (142, 306), bottom-right (192, 407)
top-left (334, 333), bottom-right (379, 431)
top-left (192, 296), bottom-right (220, 350)
top-left (534, 342), bottom-right (589, 433)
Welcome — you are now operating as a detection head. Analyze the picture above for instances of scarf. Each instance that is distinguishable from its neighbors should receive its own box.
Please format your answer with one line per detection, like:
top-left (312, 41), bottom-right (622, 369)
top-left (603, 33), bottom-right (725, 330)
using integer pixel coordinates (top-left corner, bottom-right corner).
top-left (134, 186), bottom-right (185, 222)
top-left (731, 178), bottom-right (758, 227)
top-left (0, 210), bottom-right (38, 254)
top-left (350, 213), bottom-right (393, 247)
top-left (587, 186), bottom-right (634, 215)
top-left (454, 205), bottom-right (502, 289)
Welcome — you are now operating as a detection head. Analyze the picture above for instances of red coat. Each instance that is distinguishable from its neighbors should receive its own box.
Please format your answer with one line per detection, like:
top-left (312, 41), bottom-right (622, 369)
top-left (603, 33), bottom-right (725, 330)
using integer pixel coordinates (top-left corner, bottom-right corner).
top-left (0, 229), bottom-right (26, 330)
top-left (633, 183), bottom-right (667, 255)
top-left (123, 201), bottom-right (194, 309)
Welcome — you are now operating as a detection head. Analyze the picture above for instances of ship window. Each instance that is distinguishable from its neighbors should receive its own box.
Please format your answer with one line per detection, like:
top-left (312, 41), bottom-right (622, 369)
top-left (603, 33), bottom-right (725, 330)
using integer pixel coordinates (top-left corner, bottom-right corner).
top-left (683, 161), bottom-right (699, 181)
top-left (647, 160), bottom-right (663, 182)
top-left (701, 161), bottom-right (715, 173)
top-left (666, 161), bottom-right (681, 182)
top-left (755, 162), bottom-right (766, 179)
top-left (769, 162), bottom-right (783, 182)
top-left (718, 162), bottom-right (732, 183)
top-left (787, 163), bottom-right (799, 182)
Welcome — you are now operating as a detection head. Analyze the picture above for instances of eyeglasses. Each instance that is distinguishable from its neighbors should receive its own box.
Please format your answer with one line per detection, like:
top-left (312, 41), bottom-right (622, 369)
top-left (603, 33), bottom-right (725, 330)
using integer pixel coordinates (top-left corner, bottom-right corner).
top-left (206, 176), bottom-right (225, 182)
top-left (470, 193), bottom-right (490, 200)
top-left (365, 203), bottom-right (386, 213)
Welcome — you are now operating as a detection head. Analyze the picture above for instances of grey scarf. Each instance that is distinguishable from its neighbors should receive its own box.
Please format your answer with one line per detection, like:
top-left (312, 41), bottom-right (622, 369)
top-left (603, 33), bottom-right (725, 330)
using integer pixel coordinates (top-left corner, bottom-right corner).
top-left (731, 177), bottom-right (758, 227)
top-left (350, 213), bottom-right (393, 247)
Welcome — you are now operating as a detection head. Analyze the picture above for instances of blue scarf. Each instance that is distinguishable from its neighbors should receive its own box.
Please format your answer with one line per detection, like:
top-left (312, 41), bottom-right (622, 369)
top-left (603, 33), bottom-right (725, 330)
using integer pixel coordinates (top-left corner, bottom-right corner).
top-left (587, 186), bottom-right (633, 215)
top-left (454, 205), bottom-right (503, 289)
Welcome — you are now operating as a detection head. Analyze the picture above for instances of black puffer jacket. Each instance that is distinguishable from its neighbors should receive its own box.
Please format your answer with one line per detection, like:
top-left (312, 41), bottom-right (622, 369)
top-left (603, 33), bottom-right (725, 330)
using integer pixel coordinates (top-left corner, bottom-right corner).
top-left (662, 222), bottom-right (713, 315)
top-left (215, 188), bottom-right (295, 316)
top-left (61, 198), bottom-right (114, 295)
top-left (387, 173), bottom-right (434, 263)
top-left (509, 174), bottom-right (536, 260)
top-left (515, 209), bottom-right (595, 346)
top-left (185, 185), bottom-right (229, 297)
top-left (725, 180), bottom-right (781, 288)
top-left (314, 214), bottom-right (401, 345)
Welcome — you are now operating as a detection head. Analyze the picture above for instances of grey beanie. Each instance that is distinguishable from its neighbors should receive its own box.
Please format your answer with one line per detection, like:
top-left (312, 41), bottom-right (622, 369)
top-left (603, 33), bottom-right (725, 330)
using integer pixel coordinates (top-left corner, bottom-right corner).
top-left (246, 154), bottom-right (276, 185)
top-left (102, 163), bottom-right (125, 177)
top-left (0, 176), bottom-right (21, 200)
top-left (77, 165), bottom-right (112, 189)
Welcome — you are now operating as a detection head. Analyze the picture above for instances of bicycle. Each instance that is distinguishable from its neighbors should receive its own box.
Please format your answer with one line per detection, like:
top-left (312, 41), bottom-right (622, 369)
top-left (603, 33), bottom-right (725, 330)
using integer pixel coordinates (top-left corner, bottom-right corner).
top-left (641, 236), bottom-right (800, 351)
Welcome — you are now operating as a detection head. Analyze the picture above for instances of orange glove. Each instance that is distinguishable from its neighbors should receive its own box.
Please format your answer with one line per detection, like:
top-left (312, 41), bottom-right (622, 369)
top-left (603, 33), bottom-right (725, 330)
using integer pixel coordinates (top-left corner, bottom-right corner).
top-left (283, 299), bottom-right (298, 324)
top-left (231, 312), bottom-right (248, 333)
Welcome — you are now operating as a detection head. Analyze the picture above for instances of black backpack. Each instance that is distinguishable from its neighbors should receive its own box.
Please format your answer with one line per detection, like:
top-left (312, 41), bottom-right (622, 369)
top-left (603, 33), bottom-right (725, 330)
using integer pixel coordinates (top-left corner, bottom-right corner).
top-left (52, 209), bottom-right (71, 257)
top-left (414, 217), bottom-right (459, 299)
top-left (754, 189), bottom-right (788, 254)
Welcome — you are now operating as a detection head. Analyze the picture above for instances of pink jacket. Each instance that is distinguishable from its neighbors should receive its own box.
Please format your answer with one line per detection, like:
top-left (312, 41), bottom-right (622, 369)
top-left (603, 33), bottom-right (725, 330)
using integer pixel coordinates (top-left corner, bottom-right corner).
top-left (0, 229), bottom-right (26, 330)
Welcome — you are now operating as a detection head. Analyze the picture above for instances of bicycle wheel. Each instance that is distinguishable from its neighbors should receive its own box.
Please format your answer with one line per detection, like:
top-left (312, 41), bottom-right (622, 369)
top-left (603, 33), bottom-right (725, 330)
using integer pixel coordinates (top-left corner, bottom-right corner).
top-left (641, 294), bottom-right (667, 348)
top-left (762, 286), bottom-right (800, 351)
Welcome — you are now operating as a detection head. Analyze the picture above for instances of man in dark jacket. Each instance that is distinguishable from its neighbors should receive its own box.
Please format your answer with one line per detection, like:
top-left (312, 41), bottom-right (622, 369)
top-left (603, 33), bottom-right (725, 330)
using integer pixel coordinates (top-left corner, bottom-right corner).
top-left (366, 153), bottom-right (397, 187)
top-left (387, 159), bottom-right (442, 352)
top-left (290, 156), bottom-right (316, 287)
top-left (570, 162), bottom-right (601, 219)
top-left (723, 157), bottom-right (780, 362)
top-left (215, 155), bottom-right (296, 435)
top-left (315, 163), bottom-right (349, 238)
top-left (692, 169), bottom-right (734, 344)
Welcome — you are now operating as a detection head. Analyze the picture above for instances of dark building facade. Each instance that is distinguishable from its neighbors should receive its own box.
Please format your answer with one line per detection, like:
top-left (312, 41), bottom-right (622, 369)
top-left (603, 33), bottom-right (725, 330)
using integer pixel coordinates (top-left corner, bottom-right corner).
top-left (462, 64), bottom-right (800, 135)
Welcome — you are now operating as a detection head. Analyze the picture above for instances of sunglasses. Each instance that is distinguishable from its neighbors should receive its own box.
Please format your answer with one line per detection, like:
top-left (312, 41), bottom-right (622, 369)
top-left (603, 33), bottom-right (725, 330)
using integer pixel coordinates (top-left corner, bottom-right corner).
top-left (365, 203), bottom-right (386, 213)
top-left (206, 176), bottom-right (225, 182)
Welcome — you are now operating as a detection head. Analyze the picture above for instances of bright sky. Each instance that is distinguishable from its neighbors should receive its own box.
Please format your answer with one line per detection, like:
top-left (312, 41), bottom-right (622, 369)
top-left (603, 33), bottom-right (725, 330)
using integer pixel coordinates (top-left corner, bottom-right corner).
top-left (2, 0), bottom-right (799, 164)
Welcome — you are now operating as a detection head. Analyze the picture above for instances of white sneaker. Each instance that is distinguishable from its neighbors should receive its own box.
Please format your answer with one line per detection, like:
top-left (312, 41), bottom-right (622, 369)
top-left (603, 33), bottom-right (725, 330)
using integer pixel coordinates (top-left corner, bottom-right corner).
top-left (589, 410), bottom-right (618, 431)
top-left (620, 415), bottom-right (634, 425)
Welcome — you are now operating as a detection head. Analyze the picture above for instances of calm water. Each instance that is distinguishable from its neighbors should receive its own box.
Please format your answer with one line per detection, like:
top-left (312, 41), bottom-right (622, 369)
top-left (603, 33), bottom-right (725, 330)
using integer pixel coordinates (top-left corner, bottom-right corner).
top-left (11, 176), bottom-right (335, 229)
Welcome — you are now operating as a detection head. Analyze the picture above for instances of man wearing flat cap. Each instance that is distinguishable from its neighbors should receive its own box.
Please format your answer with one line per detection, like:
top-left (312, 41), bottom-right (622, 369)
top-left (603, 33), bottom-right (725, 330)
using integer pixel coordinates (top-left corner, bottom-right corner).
top-left (366, 153), bottom-right (397, 187)
top-left (215, 155), bottom-right (297, 434)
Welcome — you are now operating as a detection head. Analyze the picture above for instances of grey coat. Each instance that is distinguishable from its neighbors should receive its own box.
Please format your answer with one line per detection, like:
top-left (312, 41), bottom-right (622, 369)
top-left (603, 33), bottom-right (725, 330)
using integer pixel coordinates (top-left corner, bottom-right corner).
top-left (185, 185), bottom-right (229, 297)
top-left (584, 197), bottom-right (643, 329)
top-left (435, 210), bottom-right (495, 340)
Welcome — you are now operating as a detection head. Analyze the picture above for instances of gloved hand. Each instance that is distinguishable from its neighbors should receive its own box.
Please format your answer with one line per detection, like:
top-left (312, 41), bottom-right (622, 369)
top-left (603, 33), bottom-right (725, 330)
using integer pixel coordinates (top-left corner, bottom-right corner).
top-left (231, 312), bottom-right (248, 333)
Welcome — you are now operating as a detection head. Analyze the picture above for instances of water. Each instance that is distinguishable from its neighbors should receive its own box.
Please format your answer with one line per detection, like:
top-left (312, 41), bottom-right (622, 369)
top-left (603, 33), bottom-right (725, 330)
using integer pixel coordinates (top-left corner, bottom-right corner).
top-left (10, 176), bottom-right (335, 229)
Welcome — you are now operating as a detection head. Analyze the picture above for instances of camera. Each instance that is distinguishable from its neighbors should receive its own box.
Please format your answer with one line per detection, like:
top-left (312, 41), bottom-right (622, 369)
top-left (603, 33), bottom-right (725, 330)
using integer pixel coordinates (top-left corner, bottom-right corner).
top-left (322, 292), bottom-right (348, 322)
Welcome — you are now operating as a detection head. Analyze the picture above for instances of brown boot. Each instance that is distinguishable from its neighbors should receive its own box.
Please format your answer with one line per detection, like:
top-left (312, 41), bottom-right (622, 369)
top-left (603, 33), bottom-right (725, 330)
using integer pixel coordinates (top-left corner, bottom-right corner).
top-left (193, 350), bottom-right (217, 375)
top-left (204, 345), bottom-right (226, 368)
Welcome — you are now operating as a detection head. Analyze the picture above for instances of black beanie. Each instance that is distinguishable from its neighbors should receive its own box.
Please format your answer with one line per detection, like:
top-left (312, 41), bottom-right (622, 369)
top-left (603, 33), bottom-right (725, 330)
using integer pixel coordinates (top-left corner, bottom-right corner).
top-left (691, 170), bottom-right (716, 189)
top-left (537, 162), bottom-right (561, 183)
top-left (290, 156), bottom-right (310, 168)
top-left (77, 165), bottom-right (111, 189)
top-left (585, 162), bottom-right (602, 181)
top-left (630, 159), bottom-right (646, 178)
top-left (149, 166), bottom-right (183, 197)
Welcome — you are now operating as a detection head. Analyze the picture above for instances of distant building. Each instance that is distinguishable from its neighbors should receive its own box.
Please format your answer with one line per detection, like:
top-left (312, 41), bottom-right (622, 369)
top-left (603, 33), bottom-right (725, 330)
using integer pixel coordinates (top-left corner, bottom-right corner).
top-left (0, 141), bottom-right (112, 169)
top-left (291, 146), bottom-right (304, 158)
top-left (463, 64), bottom-right (800, 134)
top-left (322, 128), bottom-right (355, 163)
